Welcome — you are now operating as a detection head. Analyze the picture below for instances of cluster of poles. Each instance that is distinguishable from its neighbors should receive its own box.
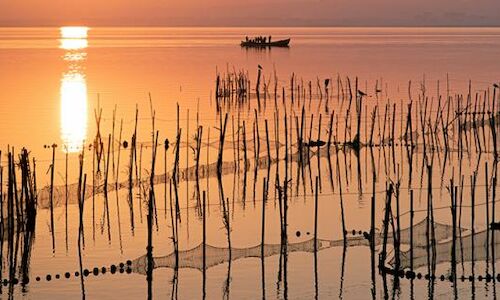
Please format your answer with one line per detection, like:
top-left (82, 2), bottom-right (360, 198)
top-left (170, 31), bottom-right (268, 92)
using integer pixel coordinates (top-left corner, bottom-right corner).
top-left (2, 66), bottom-right (500, 299)
top-left (0, 148), bottom-right (38, 297)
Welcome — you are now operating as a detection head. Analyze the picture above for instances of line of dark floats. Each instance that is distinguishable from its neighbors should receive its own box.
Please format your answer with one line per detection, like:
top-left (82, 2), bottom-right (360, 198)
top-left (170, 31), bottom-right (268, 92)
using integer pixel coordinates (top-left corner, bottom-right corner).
top-left (1, 67), bottom-right (500, 290)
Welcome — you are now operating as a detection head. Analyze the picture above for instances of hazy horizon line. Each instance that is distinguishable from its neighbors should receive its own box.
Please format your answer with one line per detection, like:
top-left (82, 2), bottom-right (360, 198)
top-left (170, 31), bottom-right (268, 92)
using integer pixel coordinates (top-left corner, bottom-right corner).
top-left (2, 25), bottom-right (500, 28)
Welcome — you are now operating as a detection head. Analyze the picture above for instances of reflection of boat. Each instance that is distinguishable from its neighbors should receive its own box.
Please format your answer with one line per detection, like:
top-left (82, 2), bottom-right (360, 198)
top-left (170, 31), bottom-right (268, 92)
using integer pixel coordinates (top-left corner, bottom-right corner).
top-left (240, 38), bottom-right (290, 48)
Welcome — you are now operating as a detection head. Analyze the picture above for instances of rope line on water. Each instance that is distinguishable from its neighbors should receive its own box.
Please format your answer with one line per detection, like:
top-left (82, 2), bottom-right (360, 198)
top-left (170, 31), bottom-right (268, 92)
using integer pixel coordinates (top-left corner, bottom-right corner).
top-left (0, 261), bottom-right (133, 286)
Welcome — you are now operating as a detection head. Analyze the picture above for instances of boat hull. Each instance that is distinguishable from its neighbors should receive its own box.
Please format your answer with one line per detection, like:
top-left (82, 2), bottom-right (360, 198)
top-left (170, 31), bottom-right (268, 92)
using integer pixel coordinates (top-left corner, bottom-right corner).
top-left (240, 38), bottom-right (290, 48)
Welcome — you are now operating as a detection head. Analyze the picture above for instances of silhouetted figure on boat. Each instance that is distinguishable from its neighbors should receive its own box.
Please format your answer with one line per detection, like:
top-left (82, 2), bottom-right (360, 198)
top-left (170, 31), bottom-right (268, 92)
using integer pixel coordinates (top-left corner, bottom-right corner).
top-left (240, 35), bottom-right (290, 47)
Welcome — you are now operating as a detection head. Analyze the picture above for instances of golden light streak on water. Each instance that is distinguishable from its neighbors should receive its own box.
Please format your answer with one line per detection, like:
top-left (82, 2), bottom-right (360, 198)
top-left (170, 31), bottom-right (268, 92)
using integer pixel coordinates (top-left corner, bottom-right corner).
top-left (59, 27), bottom-right (88, 153)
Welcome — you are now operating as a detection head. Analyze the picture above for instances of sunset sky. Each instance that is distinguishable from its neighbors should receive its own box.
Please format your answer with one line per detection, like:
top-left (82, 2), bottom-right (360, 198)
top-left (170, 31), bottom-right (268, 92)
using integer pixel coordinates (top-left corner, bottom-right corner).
top-left (1, 0), bottom-right (499, 27)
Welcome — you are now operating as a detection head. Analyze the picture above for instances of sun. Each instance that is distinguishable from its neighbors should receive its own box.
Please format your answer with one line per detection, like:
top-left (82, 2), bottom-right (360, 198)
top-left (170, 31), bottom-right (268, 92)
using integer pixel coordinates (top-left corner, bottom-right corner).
top-left (60, 26), bottom-right (89, 39)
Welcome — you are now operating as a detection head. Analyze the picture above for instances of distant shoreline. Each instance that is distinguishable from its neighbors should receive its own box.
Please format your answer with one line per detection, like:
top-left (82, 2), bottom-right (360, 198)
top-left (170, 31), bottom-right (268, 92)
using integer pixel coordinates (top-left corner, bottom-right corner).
top-left (1, 25), bottom-right (500, 29)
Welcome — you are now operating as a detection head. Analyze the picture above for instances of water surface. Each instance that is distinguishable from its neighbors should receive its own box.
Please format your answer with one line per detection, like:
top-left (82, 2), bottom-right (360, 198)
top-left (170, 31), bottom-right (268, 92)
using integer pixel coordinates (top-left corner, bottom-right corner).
top-left (1, 27), bottom-right (500, 299)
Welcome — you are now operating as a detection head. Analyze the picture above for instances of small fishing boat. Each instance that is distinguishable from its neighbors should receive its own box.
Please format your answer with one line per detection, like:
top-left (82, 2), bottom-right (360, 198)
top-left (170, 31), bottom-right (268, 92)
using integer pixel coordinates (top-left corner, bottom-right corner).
top-left (241, 38), bottom-right (290, 48)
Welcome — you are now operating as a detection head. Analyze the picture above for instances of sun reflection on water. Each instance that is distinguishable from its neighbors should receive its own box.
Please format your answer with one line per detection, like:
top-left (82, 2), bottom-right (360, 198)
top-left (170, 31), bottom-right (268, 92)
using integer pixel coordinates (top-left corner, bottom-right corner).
top-left (60, 38), bottom-right (88, 51)
top-left (59, 27), bottom-right (88, 153)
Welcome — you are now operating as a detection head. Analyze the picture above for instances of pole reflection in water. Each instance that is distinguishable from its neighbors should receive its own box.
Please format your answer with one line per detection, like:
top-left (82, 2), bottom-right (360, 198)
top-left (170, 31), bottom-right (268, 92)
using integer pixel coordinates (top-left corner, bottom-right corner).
top-left (59, 26), bottom-right (88, 153)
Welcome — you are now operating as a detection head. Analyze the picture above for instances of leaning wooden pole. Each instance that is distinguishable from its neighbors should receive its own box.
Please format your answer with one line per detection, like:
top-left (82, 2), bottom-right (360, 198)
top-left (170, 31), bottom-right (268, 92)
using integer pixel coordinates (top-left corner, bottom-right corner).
top-left (49, 143), bottom-right (56, 253)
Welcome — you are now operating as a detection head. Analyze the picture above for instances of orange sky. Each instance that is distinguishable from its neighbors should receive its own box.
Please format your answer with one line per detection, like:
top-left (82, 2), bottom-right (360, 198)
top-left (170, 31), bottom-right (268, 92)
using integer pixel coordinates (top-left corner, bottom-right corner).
top-left (0, 0), bottom-right (499, 26)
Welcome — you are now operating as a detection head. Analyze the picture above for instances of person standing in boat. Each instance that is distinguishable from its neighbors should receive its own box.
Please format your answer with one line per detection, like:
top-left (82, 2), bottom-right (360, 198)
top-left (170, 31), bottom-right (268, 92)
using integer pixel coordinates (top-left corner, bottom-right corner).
top-left (269, 36), bottom-right (271, 43)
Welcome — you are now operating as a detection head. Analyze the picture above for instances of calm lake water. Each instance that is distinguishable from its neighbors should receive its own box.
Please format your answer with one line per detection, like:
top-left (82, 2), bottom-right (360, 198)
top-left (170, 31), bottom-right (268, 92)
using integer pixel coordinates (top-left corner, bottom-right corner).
top-left (1, 27), bottom-right (500, 151)
top-left (1, 27), bottom-right (500, 299)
